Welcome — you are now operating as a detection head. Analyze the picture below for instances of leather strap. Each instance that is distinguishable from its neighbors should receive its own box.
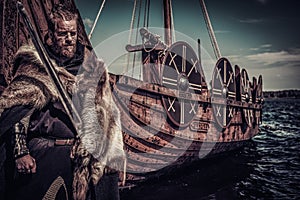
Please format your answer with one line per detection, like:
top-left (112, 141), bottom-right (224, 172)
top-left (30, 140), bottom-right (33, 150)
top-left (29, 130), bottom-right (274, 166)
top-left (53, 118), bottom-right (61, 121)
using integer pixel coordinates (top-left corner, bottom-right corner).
top-left (54, 138), bottom-right (74, 146)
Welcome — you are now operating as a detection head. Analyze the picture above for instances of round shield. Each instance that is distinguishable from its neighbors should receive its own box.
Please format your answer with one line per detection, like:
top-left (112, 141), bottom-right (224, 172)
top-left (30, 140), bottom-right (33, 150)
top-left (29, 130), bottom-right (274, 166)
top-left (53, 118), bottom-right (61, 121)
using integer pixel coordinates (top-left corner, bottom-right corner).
top-left (211, 57), bottom-right (236, 128)
top-left (161, 41), bottom-right (204, 127)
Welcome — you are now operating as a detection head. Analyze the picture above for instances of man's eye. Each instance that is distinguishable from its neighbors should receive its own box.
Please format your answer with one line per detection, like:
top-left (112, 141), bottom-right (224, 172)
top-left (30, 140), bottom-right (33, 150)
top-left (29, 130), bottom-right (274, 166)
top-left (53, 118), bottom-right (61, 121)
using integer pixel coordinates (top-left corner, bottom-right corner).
top-left (57, 32), bottom-right (67, 36)
top-left (71, 32), bottom-right (76, 37)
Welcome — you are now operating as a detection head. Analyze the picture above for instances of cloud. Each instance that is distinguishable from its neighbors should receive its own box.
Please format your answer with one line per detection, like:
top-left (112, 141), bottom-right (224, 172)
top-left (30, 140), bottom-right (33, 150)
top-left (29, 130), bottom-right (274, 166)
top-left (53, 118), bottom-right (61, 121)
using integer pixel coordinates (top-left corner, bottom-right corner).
top-left (214, 30), bottom-right (231, 34)
top-left (227, 50), bottom-right (300, 90)
top-left (260, 44), bottom-right (272, 48)
top-left (227, 47), bottom-right (300, 90)
top-left (238, 18), bottom-right (264, 24)
top-left (245, 50), bottom-right (300, 68)
top-left (250, 44), bottom-right (272, 51)
top-left (250, 47), bottom-right (259, 51)
top-left (83, 18), bottom-right (94, 28)
top-left (256, 0), bottom-right (269, 4)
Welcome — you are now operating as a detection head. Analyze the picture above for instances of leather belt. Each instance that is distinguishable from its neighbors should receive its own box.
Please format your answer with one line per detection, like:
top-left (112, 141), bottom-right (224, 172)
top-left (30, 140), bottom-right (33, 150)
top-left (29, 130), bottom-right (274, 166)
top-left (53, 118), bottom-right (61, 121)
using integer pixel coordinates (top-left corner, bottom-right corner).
top-left (54, 138), bottom-right (75, 146)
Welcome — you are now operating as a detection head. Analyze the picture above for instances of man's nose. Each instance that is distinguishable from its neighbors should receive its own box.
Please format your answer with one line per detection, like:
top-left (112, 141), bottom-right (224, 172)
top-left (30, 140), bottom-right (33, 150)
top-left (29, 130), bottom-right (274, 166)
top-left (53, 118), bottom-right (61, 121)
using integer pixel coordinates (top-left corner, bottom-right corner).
top-left (66, 33), bottom-right (72, 41)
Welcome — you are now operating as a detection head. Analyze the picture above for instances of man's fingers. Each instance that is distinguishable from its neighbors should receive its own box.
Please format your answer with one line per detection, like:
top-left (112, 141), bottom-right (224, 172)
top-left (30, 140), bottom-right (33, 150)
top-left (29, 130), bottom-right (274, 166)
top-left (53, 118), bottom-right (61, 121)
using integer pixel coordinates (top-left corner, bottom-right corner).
top-left (16, 163), bottom-right (26, 173)
top-left (26, 158), bottom-right (36, 173)
top-left (15, 155), bottom-right (37, 174)
top-left (30, 167), bottom-right (36, 173)
top-left (30, 161), bottom-right (37, 173)
top-left (29, 158), bottom-right (35, 168)
top-left (16, 164), bottom-right (23, 170)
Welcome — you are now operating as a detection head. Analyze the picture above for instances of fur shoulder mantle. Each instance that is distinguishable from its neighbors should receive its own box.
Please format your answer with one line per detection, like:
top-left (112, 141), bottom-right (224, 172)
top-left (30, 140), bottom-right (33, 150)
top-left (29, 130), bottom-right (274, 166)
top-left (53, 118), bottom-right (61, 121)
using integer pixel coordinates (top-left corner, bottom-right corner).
top-left (0, 44), bottom-right (75, 114)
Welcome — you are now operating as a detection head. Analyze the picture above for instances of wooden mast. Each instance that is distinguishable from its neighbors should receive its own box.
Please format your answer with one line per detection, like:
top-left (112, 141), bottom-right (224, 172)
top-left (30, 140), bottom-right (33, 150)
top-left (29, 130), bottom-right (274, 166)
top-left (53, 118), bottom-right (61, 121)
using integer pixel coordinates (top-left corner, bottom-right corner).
top-left (163, 0), bottom-right (172, 46)
top-left (199, 0), bottom-right (221, 59)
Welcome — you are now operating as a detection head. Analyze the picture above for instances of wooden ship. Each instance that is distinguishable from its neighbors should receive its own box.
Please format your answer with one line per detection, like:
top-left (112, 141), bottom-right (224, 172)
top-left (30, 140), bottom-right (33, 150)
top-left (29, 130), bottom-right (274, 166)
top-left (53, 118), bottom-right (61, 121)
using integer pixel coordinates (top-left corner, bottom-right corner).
top-left (0, 0), bottom-right (264, 185)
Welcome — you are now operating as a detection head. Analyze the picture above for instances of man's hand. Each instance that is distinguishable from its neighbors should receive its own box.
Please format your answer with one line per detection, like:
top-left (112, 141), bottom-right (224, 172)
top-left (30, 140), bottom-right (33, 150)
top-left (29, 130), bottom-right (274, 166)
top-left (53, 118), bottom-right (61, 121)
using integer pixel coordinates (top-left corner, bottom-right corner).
top-left (15, 154), bottom-right (36, 174)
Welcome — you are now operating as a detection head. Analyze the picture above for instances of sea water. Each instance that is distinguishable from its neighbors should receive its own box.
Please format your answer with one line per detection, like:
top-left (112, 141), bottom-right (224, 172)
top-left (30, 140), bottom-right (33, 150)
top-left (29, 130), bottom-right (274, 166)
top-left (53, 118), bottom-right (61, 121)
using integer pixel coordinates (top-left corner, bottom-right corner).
top-left (120, 98), bottom-right (300, 199)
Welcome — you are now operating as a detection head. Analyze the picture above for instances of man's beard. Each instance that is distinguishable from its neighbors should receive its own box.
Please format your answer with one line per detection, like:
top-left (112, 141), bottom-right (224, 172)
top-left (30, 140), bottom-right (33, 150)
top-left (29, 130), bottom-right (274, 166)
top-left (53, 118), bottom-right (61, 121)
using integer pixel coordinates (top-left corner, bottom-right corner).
top-left (60, 45), bottom-right (77, 59)
top-left (53, 44), bottom-right (77, 59)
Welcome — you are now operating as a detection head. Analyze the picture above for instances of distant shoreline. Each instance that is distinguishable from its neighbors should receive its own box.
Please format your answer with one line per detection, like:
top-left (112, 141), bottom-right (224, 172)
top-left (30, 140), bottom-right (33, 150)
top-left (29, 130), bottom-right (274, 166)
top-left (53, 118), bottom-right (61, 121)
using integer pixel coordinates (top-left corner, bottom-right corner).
top-left (263, 90), bottom-right (300, 99)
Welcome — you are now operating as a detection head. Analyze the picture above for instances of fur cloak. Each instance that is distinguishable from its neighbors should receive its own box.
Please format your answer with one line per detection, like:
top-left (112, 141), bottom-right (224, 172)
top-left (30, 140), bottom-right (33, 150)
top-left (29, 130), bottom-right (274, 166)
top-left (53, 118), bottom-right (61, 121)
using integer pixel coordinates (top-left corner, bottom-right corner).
top-left (0, 44), bottom-right (126, 200)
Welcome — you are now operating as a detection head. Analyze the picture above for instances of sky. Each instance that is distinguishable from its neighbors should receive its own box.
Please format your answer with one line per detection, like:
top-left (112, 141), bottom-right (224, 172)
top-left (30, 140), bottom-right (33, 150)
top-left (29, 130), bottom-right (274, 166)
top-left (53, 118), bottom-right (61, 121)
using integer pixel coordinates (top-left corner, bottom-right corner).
top-left (74, 0), bottom-right (300, 91)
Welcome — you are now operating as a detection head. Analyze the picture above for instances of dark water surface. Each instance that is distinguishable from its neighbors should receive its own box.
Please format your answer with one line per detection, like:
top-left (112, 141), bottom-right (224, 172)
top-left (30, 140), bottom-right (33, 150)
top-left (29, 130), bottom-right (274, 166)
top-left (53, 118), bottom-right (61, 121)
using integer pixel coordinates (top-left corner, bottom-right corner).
top-left (120, 98), bottom-right (300, 199)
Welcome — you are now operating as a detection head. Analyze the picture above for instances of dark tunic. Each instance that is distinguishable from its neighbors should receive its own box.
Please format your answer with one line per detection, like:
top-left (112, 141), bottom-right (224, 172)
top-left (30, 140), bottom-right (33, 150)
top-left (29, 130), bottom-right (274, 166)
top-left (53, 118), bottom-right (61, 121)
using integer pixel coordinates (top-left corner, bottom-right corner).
top-left (13, 101), bottom-right (76, 200)
top-left (4, 43), bottom-right (84, 200)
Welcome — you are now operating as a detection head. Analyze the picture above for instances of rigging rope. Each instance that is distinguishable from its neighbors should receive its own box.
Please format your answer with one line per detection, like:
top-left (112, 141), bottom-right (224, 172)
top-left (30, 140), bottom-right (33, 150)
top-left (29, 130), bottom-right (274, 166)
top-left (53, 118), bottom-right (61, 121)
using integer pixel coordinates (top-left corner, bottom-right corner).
top-left (170, 0), bottom-right (176, 42)
top-left (128, 0), bottom-right (138, 44)
top-left (143, 0), bottom-right (149, 28)
top-left (126, 0), bottom-right (138, 74)
top-left (132, 0), bottom-right (143, 78)
top-left (143, 0), bottom-right (149, 107)
top-left (88, 0), bottom-right (106, 40)
top-left (146, 0), bottom-right (150, 28)
top-left (199, 0), bottom-right (221, 60)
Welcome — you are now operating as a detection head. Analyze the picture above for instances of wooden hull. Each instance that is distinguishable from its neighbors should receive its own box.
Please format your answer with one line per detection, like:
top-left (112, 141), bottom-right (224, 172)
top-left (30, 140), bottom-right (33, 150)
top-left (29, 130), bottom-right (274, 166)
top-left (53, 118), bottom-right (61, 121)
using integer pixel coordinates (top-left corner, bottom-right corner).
top-left (109, 73), bottom-right (261, 182)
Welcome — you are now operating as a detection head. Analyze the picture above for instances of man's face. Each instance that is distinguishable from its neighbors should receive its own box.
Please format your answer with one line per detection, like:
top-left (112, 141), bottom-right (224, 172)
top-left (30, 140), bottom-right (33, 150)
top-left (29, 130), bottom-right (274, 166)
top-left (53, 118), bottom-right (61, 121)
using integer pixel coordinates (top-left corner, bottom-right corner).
top-left (53, 19), bottom-right (78, 59)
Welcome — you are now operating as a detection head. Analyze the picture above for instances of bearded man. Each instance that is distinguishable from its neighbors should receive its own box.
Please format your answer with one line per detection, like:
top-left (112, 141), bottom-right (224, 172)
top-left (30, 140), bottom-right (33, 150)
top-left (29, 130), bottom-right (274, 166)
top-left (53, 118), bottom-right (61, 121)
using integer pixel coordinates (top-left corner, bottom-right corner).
top-left (0, 4), bottom-right (125, 200)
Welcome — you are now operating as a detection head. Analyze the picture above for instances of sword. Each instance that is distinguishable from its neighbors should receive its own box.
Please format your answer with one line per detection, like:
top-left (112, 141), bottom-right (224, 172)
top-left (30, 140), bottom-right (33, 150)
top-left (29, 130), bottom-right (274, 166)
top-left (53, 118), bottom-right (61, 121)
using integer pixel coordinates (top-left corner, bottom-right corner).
top-left (16, 1), bottom-right (82, 135)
